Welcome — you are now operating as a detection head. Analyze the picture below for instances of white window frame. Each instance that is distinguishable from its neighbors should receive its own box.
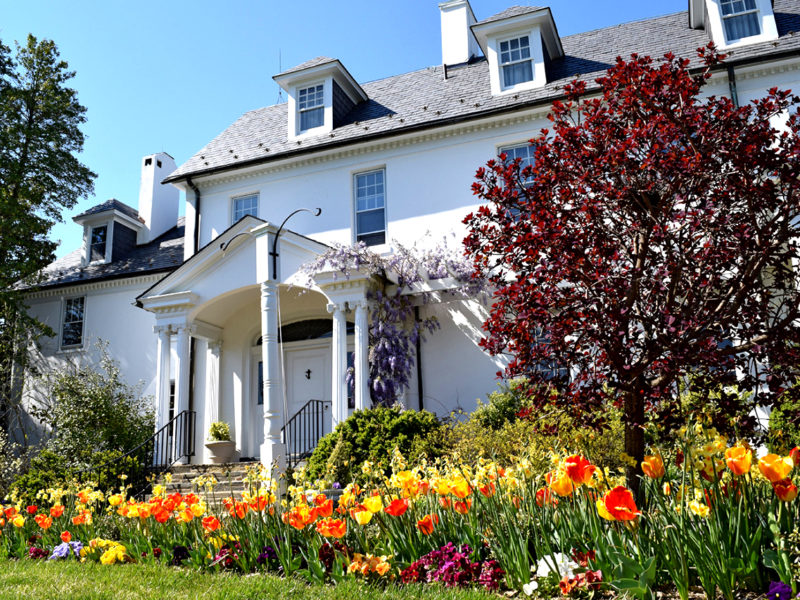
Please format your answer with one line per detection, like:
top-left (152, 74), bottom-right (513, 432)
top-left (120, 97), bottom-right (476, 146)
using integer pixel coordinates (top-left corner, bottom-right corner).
top-left (720, 0), bottom-right (761, 43)
top-left (86, 222), bottom-right (112, 264)
top-left (704, 0), bottom-right (778, 50)
top-left (297, 82), bottom-right (325, 134)
top-left (353, 167), bottom-right (387, 247)
top-left (498, 34), bottom-right (534, 90)
top-left (60, 296), bottom-right (85, 350)
top-left (498, 142), bottom-right (536, 186)
top-left (231, 193), bottom-right (259, 223)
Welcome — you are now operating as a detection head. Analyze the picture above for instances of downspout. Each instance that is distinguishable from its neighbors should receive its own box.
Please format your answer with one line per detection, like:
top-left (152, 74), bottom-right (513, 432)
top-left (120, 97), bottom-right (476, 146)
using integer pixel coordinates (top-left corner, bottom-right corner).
top-left (187, 176), bottom-right (201, 254)
top-left (414, 306), bottom-right (424, 411)
top-left (727, 64), bottom-right (739, 108)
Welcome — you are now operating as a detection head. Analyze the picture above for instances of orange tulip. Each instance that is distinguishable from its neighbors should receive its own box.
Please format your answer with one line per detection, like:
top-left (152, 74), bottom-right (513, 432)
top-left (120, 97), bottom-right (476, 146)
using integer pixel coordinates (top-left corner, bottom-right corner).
top-left (50, 505), bottom-right (65, 518)
top-left (202, 515), bottom-right (221, 532)
top-left (438, 497), bottom-right (451, 509)
top-left (454, 499), bottom-right (471, 514)
top-left (26, 505), bottom-right (38, 515)
top-left (725, 446), bottom-right (752, 476)
top-left (478, 482), bottom-right (496, 498)
top-left (597, 486), bottom-right (639, 521)
top-left (316, 517), bottom-right (347, 538)
top-left (790, 447), bottom-right (799, 467)
top-left (773, 478), bottom-right (798, 502)
top-left (416, 513), bottom-right (438, 535)
top-left (535, 487), bottom-right (558, 507)
top-left (60, 531), bottom-right (71, 543)
top-left (759, 454), bottom-right (794, 483)
top-left (34, 514), bottom-right (53, 530)
top-left (449, 477), bottom-right (471, 499)
top-left (384, 498), bottom-right (409, 517)
top-left (287, 505), bottom-right (317, 529)
top-left (153, 508), bottom-right (170, 524)
top-left (315, 499), bottom-right (333, 518)
top-left (4, 507), bottom-right (17, 519)
top-left (641, 455), bottom-right (665, 479)
top-left (546, 470), bottom-right (574, 497)
top-left (564, 454), bottom-right (597, 485)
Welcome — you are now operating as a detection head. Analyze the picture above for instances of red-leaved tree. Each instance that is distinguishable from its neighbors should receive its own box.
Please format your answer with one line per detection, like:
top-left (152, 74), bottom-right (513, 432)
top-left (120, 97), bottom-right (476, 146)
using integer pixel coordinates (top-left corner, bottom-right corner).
top-left (464, 46), bottom-right (800, 486)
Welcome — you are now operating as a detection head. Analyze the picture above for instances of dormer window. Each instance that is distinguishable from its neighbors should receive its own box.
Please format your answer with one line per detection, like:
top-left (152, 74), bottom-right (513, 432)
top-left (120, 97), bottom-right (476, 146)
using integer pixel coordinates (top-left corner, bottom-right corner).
top-left (90, 225), bottom-right (108, 262)
top-left (298, 84), bottom-right (325, 132)
top-left (499, 35), bottom-right (533, 88)
top-left (721, 0), bottom-right (760, 42)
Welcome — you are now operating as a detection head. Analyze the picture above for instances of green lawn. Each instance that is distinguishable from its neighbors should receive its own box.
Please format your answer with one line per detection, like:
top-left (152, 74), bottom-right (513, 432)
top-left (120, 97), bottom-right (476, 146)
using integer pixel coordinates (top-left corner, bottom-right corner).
top-left (0, 560), bottom-right (495, 600)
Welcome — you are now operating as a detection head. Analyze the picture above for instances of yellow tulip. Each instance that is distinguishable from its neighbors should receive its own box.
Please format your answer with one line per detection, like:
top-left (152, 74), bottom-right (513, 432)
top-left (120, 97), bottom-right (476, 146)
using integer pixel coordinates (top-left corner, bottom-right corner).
top-left (362, 496), bottom-right (383, 514)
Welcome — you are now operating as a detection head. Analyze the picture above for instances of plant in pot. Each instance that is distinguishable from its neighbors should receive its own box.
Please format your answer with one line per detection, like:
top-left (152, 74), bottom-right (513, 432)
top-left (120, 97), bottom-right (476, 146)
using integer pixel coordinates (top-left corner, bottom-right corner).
top-left (205, 421), bottom-right (236, 464)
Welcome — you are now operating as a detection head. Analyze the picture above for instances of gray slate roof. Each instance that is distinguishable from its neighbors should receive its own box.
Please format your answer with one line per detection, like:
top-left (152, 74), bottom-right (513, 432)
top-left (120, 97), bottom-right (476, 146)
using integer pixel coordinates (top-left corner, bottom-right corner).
top-left (25, 219), bottom-right (185, 291)
top-left (476, 5), bottom-right (547, 25)
top-left (74, 198), bottom-right (144, 223)
top-left (164, 0), bottom-right (800, 184)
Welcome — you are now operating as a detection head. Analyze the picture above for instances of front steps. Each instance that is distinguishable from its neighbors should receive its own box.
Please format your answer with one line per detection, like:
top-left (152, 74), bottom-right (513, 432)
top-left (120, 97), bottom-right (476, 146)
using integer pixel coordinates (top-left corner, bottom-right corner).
top-left (162, 461), bottom-right (262, 498)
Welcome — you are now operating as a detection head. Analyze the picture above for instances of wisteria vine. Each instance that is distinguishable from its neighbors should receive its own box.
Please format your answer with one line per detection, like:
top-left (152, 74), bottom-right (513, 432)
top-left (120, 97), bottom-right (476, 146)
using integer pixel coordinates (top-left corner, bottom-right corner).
top-left (299, 238), bottom-right (485, 405)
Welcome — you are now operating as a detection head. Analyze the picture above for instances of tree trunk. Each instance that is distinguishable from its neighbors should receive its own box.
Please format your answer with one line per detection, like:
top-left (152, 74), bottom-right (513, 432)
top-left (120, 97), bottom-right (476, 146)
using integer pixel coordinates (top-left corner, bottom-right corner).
top-left (624, 389), bottom-right (645, 497)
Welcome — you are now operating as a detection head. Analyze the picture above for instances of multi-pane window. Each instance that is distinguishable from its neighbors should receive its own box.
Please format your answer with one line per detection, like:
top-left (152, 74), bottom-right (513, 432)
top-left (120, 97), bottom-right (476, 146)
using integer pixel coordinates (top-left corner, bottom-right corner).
top-left (499, 35), bottom-right (533, 88)
top-left (720, 0), bottom-right (761, 41)
top-left (532, 327), bottom-right (569, 383)
top-left (232, 194), bottom-right (259, 222)
top-left (298, 84), bottom-right (324, 132)
top-left (499, 143), bottom-right (535, 186)
top-left (61, 297), bottom-right (85, 348)
top-left (355, 169), bottom-right (386, 246)
top-left (89, 225), bottom-right (107, 262)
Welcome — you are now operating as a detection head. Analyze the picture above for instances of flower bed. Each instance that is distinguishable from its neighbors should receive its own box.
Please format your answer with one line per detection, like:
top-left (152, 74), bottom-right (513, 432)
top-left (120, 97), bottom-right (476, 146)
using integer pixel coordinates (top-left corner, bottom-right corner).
top-left (1, 425), bottom-right (798, 598)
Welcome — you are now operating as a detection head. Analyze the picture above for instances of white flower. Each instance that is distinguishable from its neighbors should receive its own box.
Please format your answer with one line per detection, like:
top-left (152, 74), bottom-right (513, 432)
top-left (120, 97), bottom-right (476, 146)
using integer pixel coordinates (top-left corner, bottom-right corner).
top-left (522, 580), bottom-right (539, 596)
top-left (535, 553), bottom-right (579, 579)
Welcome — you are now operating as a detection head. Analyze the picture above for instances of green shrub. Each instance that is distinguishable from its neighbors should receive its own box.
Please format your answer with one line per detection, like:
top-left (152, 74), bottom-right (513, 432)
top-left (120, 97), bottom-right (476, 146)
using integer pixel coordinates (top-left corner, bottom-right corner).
top-left (208, 421), bottom-right (231, 441)
top-left (446, 378), bottom-right (626, 473)
top-left (28, 347), bottom-right (154, 465)
top-left (9, 448), bottom-right (147, 505)
top-left (769, 395), bottom-right (800, 453)
top-left (305, 406), bottom-right (450, 485)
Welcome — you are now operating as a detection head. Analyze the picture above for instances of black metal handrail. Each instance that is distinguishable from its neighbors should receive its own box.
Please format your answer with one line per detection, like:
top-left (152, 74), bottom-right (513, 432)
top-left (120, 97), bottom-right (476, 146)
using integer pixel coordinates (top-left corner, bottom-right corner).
top-left (281, 399), bottom-right (330, 470)
top-left (75, 410), bottom-right (196, 493)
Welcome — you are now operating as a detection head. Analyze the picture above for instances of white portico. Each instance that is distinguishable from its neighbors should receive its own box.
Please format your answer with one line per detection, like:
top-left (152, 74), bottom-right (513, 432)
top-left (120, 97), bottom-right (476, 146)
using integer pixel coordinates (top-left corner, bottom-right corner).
top-left (137, 215), bottom-right (376, 468)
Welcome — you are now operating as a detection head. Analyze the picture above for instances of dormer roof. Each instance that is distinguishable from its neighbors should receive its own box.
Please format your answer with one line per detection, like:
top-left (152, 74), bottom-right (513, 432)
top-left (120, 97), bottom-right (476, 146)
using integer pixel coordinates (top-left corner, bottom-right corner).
top-left (273, 57), bottom-right (368, 104)
top-left (73, 199), bottom-right (144, 225)
top-left (471, 5), bottom-right (564, 61)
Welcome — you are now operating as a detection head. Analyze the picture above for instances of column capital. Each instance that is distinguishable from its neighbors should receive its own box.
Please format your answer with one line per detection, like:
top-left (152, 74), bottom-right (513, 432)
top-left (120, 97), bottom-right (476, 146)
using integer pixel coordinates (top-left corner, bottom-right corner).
top-left (326, 301), bottom-right (348, 314)
top-left (153, 325), bottom-right (172, 336)
top-left (208, 340), bottom-right (222, 354)
top-left (349, 299), bottom-right (370, 311)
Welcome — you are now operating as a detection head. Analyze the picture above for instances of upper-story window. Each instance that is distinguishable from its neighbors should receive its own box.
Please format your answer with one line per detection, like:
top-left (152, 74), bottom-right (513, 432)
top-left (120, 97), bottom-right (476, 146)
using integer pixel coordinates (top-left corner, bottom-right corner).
top-left (354, 169), bottom-right (386, 247)
top-left (720, 0), bottom-right (761, 41)
top-left (499, 35), bottom-right (533, 88)
top-left (298, 84), bottom-right (324, 132)
top-left (232, 193), bottom-right (259, 222)
top-left (89, 225), bottom-right (107, 262)
top-left (61, 296), bottom-right (85, 349)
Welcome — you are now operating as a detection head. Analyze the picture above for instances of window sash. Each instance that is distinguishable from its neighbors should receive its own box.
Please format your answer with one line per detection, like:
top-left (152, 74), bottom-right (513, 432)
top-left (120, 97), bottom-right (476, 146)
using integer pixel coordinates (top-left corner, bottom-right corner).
top-left (61, 297), bottom-right (85, 348)
top-left (298, 84), bottom-right (324, 132)
top-left (355, 169), bottom-right (386, 246)
top-left (720, 0), bottom-right (760, 40)
top-left (232, 194), bottom-right (259, 221)
top-left (90, 226), bottom-right (107, 262)
top-left (499, 36), bottom-right (533, 87)
top-left (499, 143), bottom-right (536, 185)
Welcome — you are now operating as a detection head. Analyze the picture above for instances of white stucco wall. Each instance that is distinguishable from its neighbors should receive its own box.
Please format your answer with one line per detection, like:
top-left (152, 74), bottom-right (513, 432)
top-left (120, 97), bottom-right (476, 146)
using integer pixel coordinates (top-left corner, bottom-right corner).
top-left (20, 275), bottom-right (164, 443)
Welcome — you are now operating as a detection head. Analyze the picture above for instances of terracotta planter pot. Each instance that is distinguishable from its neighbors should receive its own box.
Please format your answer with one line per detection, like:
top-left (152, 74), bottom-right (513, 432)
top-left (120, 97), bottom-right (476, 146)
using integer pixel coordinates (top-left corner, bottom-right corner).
top-left (205, 440), bottom-right (236, 464)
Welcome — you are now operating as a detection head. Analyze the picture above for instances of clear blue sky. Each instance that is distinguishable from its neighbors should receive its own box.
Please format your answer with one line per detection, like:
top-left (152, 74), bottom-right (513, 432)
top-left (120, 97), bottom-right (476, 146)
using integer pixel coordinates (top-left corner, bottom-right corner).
top-left (1, 0), bottom-right (685, 258)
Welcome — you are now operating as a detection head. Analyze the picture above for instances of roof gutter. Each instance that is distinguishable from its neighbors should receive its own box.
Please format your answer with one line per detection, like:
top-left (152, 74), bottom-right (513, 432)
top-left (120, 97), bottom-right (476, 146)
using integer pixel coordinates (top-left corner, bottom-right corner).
top-left (163, 47), bottom-right (800, 186)
top-left (186, 176), bottom-right (201, 254)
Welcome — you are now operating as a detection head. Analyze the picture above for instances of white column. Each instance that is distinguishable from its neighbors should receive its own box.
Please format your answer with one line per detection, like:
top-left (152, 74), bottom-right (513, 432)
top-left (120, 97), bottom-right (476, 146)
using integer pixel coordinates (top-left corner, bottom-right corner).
top-left (173, 325), bottom-right (192, 464)
top-left (260, 280), bottom-right (286, 472)
top-left (328, 301), bottom-right (349, 426)
top-left (204, 340), bottom-right (221, 463)
top-left (153, 325), bottom-right (172, 466)
top-left (154, 326), bottom-right (172, 430)
top-left (353, 299), bottom-right (370, 411)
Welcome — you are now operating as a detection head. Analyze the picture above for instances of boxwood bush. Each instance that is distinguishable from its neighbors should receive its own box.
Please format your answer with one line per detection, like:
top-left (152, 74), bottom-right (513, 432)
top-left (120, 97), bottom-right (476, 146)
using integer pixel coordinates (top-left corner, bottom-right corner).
top-left (305, 406), bottom-right (450, 485)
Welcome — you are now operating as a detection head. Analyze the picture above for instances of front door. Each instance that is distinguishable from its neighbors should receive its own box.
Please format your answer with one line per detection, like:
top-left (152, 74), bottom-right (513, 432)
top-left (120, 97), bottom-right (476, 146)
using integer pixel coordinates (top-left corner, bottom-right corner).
top-left (283, 341), bottom-right (332, 452)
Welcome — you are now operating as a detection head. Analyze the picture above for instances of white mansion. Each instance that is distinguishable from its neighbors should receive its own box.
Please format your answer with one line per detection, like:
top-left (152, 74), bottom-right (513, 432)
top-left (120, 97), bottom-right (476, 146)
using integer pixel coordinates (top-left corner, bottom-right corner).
top-left (18, 0), bottom-right (800, 468)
